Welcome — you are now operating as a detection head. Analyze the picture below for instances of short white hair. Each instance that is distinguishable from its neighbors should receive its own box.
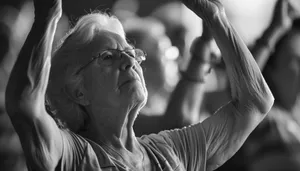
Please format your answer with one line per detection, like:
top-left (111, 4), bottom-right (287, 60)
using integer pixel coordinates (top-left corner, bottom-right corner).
top-left (70, 12), bottom-right (125, 43)
top-left (46, 12), bottom-right (125, 132)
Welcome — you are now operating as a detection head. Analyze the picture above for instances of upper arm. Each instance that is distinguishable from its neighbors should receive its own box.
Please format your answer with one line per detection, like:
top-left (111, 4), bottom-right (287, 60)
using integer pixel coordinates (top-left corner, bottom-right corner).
top-left (6, 59), bottom-right (63, 170)
top-left (14, 110), bottom-right (63, 170)
top-left (7, 71), bottom-right (64, 170)
top-left (201, 100), bottom-right (264, 170)
top-left (5, 18), bottom-right (63, 169)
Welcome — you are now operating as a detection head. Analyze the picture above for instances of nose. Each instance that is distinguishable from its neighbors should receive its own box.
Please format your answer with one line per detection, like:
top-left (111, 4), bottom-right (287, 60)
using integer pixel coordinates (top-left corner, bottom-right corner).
top-left (120, 53), bottom-right (136, 71)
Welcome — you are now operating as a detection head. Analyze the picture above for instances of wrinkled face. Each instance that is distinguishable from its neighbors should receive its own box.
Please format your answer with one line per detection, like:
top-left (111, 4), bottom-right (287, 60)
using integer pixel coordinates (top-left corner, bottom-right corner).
top-left (266, 29), bottom-right (300, 109)
top-left (79, 31), bottom-right (148, 110)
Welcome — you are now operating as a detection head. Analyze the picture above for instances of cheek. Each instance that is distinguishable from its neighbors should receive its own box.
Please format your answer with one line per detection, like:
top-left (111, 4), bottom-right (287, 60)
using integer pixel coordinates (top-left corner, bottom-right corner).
top-left (84, 67), bottom-right (119, 98)
top-left (136, 65), bottom-right (147, 90)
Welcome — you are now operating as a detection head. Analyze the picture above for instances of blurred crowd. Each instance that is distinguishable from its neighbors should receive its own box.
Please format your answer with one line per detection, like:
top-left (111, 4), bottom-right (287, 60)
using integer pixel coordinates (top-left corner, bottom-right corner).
top-left (1, 0), bottom-right (300, 170)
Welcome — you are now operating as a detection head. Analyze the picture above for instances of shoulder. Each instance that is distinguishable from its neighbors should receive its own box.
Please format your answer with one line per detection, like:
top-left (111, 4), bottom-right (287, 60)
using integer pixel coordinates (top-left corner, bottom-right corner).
top-left (139, 126), bottom-right (207, 170)
top-left (60, 130), bottom-right (121, 170)
top-left (59, 130), bottom-right (102, 170)
top-left (139, 125), bottom-right (206, 149)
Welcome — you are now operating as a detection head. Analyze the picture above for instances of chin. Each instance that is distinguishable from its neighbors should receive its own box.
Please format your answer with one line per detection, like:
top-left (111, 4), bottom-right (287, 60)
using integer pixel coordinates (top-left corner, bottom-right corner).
top-left (123, 83), bottom-right (147, 105)
top-left (133, 88), bottom-right (148, 107)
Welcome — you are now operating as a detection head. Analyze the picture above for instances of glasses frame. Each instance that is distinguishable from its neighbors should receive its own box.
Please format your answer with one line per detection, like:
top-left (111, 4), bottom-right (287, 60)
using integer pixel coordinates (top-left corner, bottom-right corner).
top-left (75, 48), bottom-right (146, 75)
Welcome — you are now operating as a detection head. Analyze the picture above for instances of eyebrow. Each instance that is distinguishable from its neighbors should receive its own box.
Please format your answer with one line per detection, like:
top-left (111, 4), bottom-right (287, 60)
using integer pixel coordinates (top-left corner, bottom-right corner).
top-left (105, 45), bottom-right (135, 52)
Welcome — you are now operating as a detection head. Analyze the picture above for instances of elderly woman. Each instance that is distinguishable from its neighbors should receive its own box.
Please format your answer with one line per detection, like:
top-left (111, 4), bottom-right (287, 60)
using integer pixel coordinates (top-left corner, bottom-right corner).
top-left (5, 0), bottom-right (274, 170)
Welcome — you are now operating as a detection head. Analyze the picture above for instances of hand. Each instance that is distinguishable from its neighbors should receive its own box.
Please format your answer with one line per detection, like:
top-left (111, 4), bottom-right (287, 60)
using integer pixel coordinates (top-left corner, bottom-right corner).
top-left (180, 0), bottom-right (225, 21)
top-left (271, 0), bottom-right (297, 32)
top-left (33, 0), bottom-right (62, 19)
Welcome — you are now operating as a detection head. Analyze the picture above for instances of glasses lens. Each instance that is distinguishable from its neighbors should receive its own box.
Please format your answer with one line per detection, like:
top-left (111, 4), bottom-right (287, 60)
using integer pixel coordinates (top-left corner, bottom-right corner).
top-left (99, 50), bottom-right (114, 66)
top-left (134, 49), bottom-right (146, 63)
top-left (96, 49), bottom-right (146, 65)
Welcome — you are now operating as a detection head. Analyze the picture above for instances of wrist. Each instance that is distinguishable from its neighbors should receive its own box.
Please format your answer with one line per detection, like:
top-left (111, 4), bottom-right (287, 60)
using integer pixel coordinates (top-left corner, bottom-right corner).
top-left (180, 70), bottom-right (205, 83)
top-left (181, 62), bottom-right (211, 83)
top-left (190, 39), bottom-right (213, 61)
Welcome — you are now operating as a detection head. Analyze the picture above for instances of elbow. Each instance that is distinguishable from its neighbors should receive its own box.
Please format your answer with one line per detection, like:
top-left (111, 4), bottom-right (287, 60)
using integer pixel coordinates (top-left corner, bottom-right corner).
top-left (238, 77), bottom-right (275, 114)
top-left (261, 92), bottom-right (275, 114)
top-left (256, 80), bottom-right (275, 114)
top-left (250, 89), bottom-right (275, 115)
top-left (235, 87), bottom-right (274, 115)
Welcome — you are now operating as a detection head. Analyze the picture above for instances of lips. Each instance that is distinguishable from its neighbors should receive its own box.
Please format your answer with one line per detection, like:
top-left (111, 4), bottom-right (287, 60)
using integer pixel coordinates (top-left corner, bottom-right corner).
top-left (118, 71), bottom-right (141, 88)
top-left (119, 79), bottom-right (139, 87)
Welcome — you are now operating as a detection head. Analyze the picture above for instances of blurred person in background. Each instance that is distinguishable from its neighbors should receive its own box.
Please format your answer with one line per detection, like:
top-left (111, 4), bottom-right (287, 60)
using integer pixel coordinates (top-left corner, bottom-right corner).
top-left (247, 0), bottom-right (300, 170)
top-left (5, 0), bottom-right (274, 170)
top-left (126, 18), bottom-right (213, 136)
top-left (124, 17), bottom-right (179, 117)
top-left (150, 2), bottom-right (187, 58)
top-left (0, 2), bottom-right (32, 171)
top-left (150, 1), bottom-right (190, 72)
top-left (123, 17), bottom-right (185, 136)
top-left (113, 1), bottom-right (183, 136)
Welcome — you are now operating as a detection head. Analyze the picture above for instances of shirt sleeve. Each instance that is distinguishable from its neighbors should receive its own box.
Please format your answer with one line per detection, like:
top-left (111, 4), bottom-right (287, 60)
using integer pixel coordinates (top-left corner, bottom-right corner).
top-left (144, 124), bottom-right (208, 171)
top-left (56, 129), bottom-right (88, 171)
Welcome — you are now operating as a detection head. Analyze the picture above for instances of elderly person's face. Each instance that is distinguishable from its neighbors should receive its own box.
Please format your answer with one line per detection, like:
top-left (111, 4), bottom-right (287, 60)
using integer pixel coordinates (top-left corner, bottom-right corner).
top-left (76, 31), bottom-right (148, 112)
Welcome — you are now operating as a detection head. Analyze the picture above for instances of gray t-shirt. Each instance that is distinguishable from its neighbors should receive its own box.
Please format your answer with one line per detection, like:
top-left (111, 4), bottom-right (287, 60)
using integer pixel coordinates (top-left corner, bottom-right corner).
top-left (57, 125), bottom-right (207, 171)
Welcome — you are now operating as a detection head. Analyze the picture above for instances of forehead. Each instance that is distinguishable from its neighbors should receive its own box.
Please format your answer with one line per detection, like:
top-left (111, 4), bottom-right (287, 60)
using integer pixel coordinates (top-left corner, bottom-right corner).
top-left (87, 30), bottom-right (131, 53)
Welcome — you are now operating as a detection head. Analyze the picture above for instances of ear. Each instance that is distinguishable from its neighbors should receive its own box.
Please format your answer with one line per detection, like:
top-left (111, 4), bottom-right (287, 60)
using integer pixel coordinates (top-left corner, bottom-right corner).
top-left (64, 85), bottom-right (90, 106)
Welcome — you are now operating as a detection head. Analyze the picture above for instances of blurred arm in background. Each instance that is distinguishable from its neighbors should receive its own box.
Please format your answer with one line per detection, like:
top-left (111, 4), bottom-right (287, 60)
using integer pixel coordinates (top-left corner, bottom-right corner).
top-left (251, 0), bottom-right (297, 70)
top-left (162, 23), bottom-right (214, 128)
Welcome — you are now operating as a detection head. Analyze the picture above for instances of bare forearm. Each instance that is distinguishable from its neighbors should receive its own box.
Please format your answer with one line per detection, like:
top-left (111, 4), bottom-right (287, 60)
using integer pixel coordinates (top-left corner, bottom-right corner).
top-left (206, 14), bottom-right (274, 113)
top-left (4, 8), bottom-right (64, 169)
top-left (6, 15), bottom-right (60, 115)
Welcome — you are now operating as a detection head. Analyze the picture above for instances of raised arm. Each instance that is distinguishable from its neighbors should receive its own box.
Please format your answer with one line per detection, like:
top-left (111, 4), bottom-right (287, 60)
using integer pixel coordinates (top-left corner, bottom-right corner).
top-left (162, 24), bottom-right (214, 128)
top-left (5, 1), bottom-right (63, 170)
top-left (179, 0), bottom-right (274, 170)
top-left (251, 0), bottom-right (296, 70)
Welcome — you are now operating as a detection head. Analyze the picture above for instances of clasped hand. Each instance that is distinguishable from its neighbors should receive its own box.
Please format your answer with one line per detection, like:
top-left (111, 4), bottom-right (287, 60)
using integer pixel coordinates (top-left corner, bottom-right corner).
top-left (271, 0), bottom-right (300, 32)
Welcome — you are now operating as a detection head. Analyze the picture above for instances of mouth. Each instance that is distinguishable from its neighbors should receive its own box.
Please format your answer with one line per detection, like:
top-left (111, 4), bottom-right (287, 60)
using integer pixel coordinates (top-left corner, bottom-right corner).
top-left (119, 77), bottom-right (141, 89)
top-left (118, 68), bottom-right (143, 89)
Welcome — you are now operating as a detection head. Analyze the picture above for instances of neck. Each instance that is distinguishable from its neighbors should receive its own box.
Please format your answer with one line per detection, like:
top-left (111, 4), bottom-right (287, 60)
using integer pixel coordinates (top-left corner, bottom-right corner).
top-left (80, 103), bottom-right (141, 152)
top-left (78, 107), bottom-right (146, 169)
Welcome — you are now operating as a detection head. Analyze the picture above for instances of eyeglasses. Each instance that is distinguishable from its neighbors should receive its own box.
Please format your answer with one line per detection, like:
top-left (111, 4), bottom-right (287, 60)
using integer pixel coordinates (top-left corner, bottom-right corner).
top-left (76, 48), bottom-right (146, 74)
